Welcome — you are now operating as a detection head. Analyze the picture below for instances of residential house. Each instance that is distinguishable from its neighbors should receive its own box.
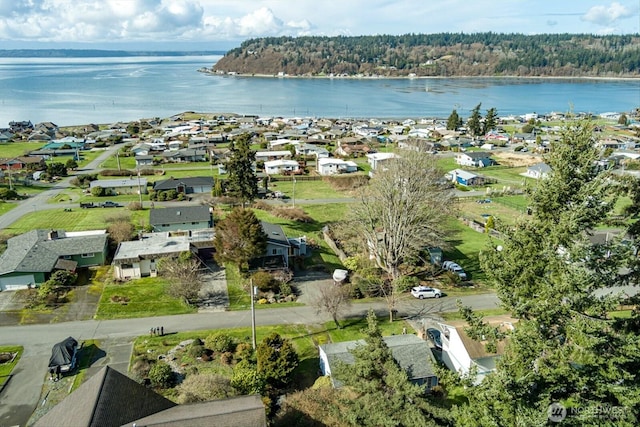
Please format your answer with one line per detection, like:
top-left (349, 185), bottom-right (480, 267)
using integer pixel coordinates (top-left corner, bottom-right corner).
top-left (366, 152), bottom-right (397, 170)
top-left (34, 121), bottom-right (58, 137)
top-left (319, 334), bottom-right (439, 390)
top-left (264, 159), bottom-right (300, 175)
top-left (317, 157), bottom-right (358, 175)
top-left (296, 143), bottom-right (330, 158)
top-left (112, 233), bottom-right (195, 280)
top-left (255, 150), bottom-right (293, 162)
top-left (525, 162), bottom-right (551, 179)
top-left (0, 229), bottom-right (108, 291)
top-left (90, 178), bottom-right (148, 195)
top-left (0, 156), bottom-right (45, 170)
top-left (153, 176), bottom-right (214, 194)
top-left (447, 169), bottom-right (485, 186)
top-left (135, 154), bottom-right (154, 167)
top-left (0, 130), bottom-right (14, 142)
top-left (456, 152), bottom-right (494, 167)
top-left (436, 316), bottom-right (514, 384)
top-left (34, 366), bottom-right (267, 427)
top-left (131, 142), bottom-right (152, 156)
top-left (149, 206), bottom-right (213, 232)
top-left (253, 222), bottom-right (306, 270)
top-left (335, 137), bottom-right (370, 157)
top-left (160, 148), bottom-right (207, 163)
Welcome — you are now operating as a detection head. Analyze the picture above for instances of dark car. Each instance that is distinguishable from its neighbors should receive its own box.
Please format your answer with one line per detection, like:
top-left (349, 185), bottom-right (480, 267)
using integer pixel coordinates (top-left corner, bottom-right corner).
top-left (100, 201), bottom-right (121, 208)
top-left (426, 328), bottom-right (443, 350)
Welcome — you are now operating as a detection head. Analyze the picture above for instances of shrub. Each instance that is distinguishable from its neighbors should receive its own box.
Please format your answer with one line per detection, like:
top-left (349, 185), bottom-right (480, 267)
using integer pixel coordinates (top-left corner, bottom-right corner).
top-left (131, 356), bottom-right (152, 382)
top-left (220, 352), bottom-right (234, 365)
top-left (189, 344), bottom-right (206, 358)
top-left (235, 342), bottom-right (255, 362)
top-left (279, 282), bottom-right (293, 297)
top-left (395, 275), bottom-right (419, 293)
top-left (148, 362), bottom-right (174, 388)
top-left (252, 271), bottom-right (278, 293)
top-left (177, 373), bottom-right (235, 404)
top-left (231, 360), bottom-right (265, 395)
top-left (205, 332), bottom-right (236, 353)
top-left (193, 338), bottom-right (204, 346)
top-left (127, 201), bottom-right (143, 211)
top-left (271, 207), bottom-right (313, 223)
top-left (90, 186), bottom-right (105, 197)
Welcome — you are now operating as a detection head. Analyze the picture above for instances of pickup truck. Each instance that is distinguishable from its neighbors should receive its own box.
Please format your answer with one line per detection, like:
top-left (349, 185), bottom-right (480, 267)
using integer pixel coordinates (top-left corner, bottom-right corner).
top-left (79, 202), bottom-right (96, 209)
top-left (100, 201), bottom-right (121, 208)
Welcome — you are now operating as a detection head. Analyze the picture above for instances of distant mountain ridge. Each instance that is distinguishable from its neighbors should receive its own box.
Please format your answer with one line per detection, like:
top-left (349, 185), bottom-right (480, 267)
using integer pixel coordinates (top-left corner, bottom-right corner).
top-left (0, 49), bottom-right (226, 58)
top-left (213, 33), bottom-right (640, 78)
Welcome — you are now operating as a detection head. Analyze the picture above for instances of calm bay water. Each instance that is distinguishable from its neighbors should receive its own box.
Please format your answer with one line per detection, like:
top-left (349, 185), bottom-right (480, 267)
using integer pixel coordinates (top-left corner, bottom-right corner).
top-left (0, 55), bottom-right (638, 127)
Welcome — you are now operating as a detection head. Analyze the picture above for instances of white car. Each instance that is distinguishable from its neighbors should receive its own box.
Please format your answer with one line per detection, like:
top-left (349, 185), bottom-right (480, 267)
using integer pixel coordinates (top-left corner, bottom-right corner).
top-left (410, 286), bottom-right (442, 299)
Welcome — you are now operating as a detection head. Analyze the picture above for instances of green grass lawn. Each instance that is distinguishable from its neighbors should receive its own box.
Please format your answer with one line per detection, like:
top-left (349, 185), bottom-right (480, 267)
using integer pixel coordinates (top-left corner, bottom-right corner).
top-left (0, 200), bottom-right (18, 217)
top-left (95, 277), bottom-right (196, 319)
top-left (443, 218), bottom-right (501, 284)
top-left (268, 178), bottom-right (348, 200)
top-left (0, 346), bottom-right (23, 387)
top-left (0, 142), bottom-right (45, 157)
top-left (8, 207), bottom-right (149, 234)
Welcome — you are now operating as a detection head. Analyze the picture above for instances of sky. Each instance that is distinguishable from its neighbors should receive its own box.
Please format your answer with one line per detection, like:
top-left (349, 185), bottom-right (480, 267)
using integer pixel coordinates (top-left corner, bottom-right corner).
top-left (0, 0), bottom-right (638, 51)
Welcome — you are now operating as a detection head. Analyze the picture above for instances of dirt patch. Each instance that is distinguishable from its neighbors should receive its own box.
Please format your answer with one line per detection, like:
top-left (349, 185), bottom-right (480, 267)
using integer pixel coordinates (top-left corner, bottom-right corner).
top-left (493, 152), bottom-right (543, 167)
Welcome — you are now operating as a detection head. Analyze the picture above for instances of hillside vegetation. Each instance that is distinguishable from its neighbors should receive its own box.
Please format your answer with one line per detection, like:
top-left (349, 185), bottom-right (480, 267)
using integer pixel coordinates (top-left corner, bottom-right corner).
top-left (213, 33), bottom-right (640, 78)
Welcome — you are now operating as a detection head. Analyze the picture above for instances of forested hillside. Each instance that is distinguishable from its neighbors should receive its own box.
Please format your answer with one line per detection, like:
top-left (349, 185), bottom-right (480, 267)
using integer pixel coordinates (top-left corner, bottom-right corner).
top-left (212, 33), bottom-right (640, 78)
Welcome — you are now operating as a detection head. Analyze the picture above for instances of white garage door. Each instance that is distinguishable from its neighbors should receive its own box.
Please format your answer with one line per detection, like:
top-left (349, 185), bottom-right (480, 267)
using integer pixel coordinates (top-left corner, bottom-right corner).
top-left (0, 275), bottom-right (35, 291)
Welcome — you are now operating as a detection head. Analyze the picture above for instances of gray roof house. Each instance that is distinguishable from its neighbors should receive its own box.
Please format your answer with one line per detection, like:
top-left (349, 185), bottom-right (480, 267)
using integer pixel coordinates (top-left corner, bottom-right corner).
top-left (153, 176), bottom-right (214, 194)
top-left (248, 222), bottom-right (307, 272)
top-left (112, 233), bottom-right (195, 280)
top-left (0, 229), bottom-right (108, 291)
top-left (90, 178), bottom-right (148, 195)
top-left (149, 205), bottom-right (213, 232)
top-left (34, 366), bottom-right (266, 427)
top-left (525, 162), bottom-right (551, 179)
top-left (319, 334), bottom-right (439, 390)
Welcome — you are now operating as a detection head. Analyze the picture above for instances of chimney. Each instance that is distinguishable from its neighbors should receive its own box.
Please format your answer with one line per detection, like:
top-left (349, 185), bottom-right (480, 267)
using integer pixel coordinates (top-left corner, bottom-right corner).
top-left (48, 230), bottom-right (58, 240)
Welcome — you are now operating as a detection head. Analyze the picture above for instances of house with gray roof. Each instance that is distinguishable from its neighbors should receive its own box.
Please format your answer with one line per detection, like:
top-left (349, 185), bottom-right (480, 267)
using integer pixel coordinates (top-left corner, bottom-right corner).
top-left (455, 151), bottom-right (494, 167)
top-left (0, 229), bottom-right (108, 291)
top-left (319, 334), bottom-right (439, 390)
top-left (149, 205), bottom-right (213, 232)
top-left (34, 366), bottom-right (266, 427)
top-left (90, 178), bottom-right (148, 195)
top-left (153, 176), bottom-right (214, 194)
top-left (112, 233), bottom-right (195, 280)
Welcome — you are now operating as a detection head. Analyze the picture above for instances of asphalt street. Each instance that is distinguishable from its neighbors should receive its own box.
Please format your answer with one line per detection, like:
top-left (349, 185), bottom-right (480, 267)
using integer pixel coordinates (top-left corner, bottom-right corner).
top-left (0, 292), bottom-right (500, 427)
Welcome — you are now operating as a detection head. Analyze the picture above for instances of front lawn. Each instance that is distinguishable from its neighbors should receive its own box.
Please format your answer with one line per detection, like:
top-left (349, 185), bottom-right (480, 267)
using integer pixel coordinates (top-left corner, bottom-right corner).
top-left (95, 277), bottom-right (196, 319)
top-left (443, 218), bottom-right (500, 284)
top-left (267, 178), bottom-right (348, 200)
top-left (8, 207), bottom-right (149, 234)
top-left (0, 346), bottom-right (23, 388)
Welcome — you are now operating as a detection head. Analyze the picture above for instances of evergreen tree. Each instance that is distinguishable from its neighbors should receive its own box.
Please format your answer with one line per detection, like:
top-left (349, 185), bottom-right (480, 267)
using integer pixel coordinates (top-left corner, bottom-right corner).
top-left (213, 208), bottom-right (267, 271)
top-left (256, 332), bottom-right (299, 389)
top-left (482, 107), bottom-right (498, 134)
top-left (456, 121), bottom-right (640, 426)
top-left (335, 310), bottom-right (452, 426)
top-left (446, 109), bottom-right (462, 130)
top-left (467, 103), bottom-right (482, 137)
top-left (226, 133), bottom-right (258, 207)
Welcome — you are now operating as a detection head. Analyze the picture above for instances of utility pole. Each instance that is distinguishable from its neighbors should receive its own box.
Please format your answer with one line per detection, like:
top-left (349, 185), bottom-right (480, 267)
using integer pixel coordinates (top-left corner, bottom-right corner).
top-left (292, 177), bottom-right (296, 208)
top-left (250, 279), bottom-right (257, 350)
top-left (136, 167), bottom-right (143, 207)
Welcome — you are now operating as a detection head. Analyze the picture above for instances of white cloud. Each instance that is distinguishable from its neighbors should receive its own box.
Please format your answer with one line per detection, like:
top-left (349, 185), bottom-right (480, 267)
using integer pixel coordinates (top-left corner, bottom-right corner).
top-left (582, 2), bottom-right (634, 26)
top-left (0, 1), bottom-right (636, 46)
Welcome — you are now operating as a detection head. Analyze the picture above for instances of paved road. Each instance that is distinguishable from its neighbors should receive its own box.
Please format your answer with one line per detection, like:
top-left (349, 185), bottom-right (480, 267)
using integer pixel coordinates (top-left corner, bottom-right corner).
top-left (0, 145), bottom-right (121, 231)
top-left (0, 292), bottom-right (499, 427)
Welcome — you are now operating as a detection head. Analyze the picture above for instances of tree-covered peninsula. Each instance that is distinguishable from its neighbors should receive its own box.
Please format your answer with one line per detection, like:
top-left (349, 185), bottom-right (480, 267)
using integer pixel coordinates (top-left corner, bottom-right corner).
top-left (212, 33), bottom-right (640, 78)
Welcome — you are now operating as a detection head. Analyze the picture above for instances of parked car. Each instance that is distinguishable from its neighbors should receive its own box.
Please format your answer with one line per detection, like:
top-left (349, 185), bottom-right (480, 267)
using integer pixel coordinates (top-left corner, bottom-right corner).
top-left (410, 286), bottom-right (442, 299)
top-left (79, 202), bottom-right (96, 209)
top-left (100, 201), bottom-right (121, 208)
top-left (426, 328), bottom-right (443, 350)
top-left (442, 261), bottom-right (468, 281)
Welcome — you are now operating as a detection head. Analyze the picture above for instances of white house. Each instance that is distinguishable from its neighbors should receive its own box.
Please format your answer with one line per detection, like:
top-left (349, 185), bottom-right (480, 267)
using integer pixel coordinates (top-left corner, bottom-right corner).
top-left (366, 152), bottom-right (397, 170)
top-left (317, 157), bottom-right (358, 175)
top-left (264, 159), bottom-right (299, 175)
top-left (455, 152), bottom-right (494, 167)
top-left (436, 317), bottom-right (514, 384)
top-left (525, 162), bottom-right (552, 179)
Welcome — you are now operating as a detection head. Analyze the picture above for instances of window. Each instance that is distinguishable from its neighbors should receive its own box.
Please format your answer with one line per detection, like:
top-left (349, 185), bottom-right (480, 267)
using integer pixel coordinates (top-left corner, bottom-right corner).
top-left (272, 249), bottom-right (277, 255)
top-left (61, 255), bottom-right (72, 260)
top-left (121, 263), bottom-right (133, 269)
top-left (81, 253), bottom-right (94, 258)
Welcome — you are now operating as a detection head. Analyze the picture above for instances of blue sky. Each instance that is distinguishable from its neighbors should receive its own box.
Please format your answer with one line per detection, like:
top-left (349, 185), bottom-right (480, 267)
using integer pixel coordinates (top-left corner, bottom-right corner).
top-left (0, 0), bottom-right (638, 50)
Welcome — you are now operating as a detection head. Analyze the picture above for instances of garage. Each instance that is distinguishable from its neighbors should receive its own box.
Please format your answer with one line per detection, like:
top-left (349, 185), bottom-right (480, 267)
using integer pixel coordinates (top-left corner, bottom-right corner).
top-left (0, 274), bottom-right (36, 291)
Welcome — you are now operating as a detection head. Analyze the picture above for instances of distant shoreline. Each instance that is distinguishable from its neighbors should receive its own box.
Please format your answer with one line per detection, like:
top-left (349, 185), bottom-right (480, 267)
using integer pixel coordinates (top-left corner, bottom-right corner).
top-left (200, 69), bottom-right (640, 82)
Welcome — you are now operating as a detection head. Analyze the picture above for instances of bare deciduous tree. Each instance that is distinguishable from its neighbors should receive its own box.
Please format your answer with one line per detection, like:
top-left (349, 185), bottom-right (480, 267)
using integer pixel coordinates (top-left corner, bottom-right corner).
top-left (157, 252), bottom-right (203, 303)
top-left (350, 147), bottom-right (454, 321)
top-left (313, 283), bottom-right (352, 328)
